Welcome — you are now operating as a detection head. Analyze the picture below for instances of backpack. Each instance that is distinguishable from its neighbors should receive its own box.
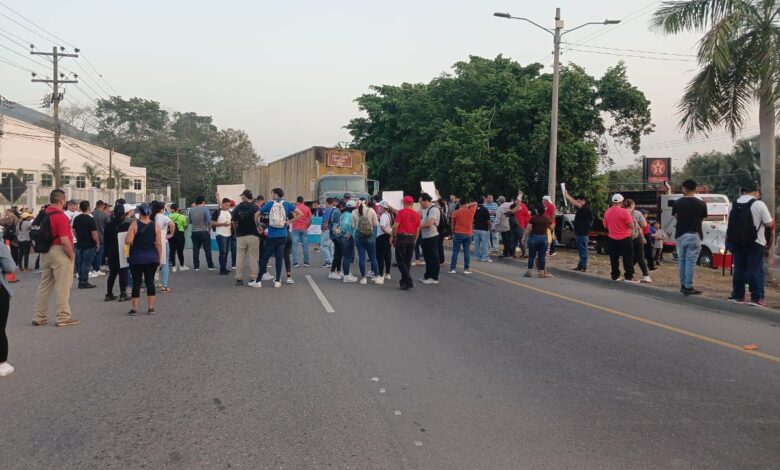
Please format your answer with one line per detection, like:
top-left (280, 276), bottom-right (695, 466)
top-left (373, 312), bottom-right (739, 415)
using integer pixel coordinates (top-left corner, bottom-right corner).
top-left (269, 201), bottom-right (287, 229)
top-left (357, 209), bottom-right (373, 237)
top-left (339, 211), bottom-right (353, 238)
top-left (3, 221), bottom-right (17, 241)
top-left (30, 210), bottom-right (54, 253)
top-left (330, 210), bottom-right (342, 237)
top-left (726, 199), bottom-right (759, 247)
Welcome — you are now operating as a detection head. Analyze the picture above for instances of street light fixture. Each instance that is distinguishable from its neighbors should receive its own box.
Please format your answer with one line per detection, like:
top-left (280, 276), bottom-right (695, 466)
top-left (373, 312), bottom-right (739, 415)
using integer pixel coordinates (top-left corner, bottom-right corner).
top-left (494, 9), bottom-right (620, 203)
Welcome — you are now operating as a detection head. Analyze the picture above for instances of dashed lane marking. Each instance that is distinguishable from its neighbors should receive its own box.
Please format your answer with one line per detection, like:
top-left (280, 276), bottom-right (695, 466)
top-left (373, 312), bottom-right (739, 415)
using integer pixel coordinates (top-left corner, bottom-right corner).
top-left (470, 268), bottom-right (780, 365)
top-left (305, 275), bottom-right (335, 313)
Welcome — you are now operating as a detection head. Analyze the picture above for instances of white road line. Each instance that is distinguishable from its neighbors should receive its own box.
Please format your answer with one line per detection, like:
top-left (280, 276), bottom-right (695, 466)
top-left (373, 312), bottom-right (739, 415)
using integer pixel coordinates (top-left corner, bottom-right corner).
top-left (306, 275), bottom-right (335, 313)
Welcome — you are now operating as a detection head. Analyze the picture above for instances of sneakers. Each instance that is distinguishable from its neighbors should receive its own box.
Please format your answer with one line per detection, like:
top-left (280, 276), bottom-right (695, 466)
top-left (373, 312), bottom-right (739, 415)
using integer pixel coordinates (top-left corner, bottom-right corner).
top-left (235, 279), bottom-right (244, 286)
top-left (359, 277), bottom-right (368, 285)
top-left (384, 274), bottom-right (392, 280)
top-left (219, 270), bottom-right (231, 275)
top-left (171, 266), bottom-right (178, 272)
top-left (194, 268), bottom-right (200, 272)
top-left (524, 270), bottom-right (533, 278)
top-left (178, 265), bottom-right (190, 271)
top-left (464, 269), bottom-right (472, 275)
top-left (286, 277), bottom-right (295, 284)
top-left (262, 273), bottom-right (274, 281)
top-left (624, 278), bottom-right (640, 284)
top-left (118, 293), bottom-right (131, 302)
top-left (728, 295), bottom-right (744, 303)
top-left (207, 267), bottom-right (216, 271)
top-left (31, 318), bottom-right (48, 326)
top-left (449, 269), bottom-right (457, 274)
top-left (293, 263), bottom-right (300, 268)
top-left (88, 271), bottom-right (99, 278)
top-left (248, 280), bottom-right (261, 288)
top-left (328, 272), bottom-right (343, 280)
top-left (303, 263), bottom-right (311, 267)
top-left (642, 276), bottom-right (653, 283)
top-left (0, 362), bottom-right (14, 377)
top-left (343, 274), bottom-right (358, 283)
top-left (681, 286), bottom-right (702, 296)
top-left (78, 283), bottom-right (97, 289)
top-left (422, 278), bottom-right (439, 285)
top-left (274, 281), bottom-right (282, 288)
top-left (56, 318), bottom-right (81, 327)
top-left (747, 299), bottom-right (767, 308)
top-left (128, 309), bottom-right (139, 316)
top-left (104, 294), bottom-right (117, 302)
top-left (373, 276), bottom-right (385, 285)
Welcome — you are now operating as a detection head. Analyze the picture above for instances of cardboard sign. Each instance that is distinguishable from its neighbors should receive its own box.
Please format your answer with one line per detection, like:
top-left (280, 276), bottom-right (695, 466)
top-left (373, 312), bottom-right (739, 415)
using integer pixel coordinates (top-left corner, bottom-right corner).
top-left (217, 184), bottom-right (246, 200)
top-left (382, 191), bottom-right (404, 210)
top-left (118, 232), bottom-right (129, 268)
top-left (560, 183), bottom-right (569, 207)
top-left (420, 181), bottom-right (438, 199)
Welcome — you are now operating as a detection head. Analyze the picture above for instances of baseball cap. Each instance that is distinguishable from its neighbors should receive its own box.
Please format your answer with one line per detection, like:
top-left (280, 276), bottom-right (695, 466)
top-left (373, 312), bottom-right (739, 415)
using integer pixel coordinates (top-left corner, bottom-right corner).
top-left (402, 196), bottom-right (414, 205)
top-left (346, 200), bottom-right (357, 208)
top-left (611, 194), bottom-right (624, 203)
top-left (21, 212), bottom-right (32, 219)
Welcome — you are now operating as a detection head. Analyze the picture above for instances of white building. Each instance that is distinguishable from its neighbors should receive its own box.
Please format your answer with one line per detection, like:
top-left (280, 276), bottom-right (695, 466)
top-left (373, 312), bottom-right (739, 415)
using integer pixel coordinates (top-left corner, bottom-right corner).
top-left (0, 114), bottom-right (148, 203)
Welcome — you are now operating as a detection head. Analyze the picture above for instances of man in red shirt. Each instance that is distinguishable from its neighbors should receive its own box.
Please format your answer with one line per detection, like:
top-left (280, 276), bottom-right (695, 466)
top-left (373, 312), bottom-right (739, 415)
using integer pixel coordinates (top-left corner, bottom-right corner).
top-left (291, 196), bottom-right (313, 267)
top-left (603, 193), bottom-right (636, 282)
top-left (33, 189), bottom-right (80, 327)
top-left (392, 195), bottom-right (421, 290)
top-left (542, 196), bottom-right (557, 255)
top-left (514, 200), bottom-right (530, 258)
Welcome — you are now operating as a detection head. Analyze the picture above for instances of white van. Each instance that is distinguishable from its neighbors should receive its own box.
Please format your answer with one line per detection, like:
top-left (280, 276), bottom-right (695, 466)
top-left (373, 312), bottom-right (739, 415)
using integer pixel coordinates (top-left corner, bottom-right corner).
top-left (659, 194), bottom-right (731, 268)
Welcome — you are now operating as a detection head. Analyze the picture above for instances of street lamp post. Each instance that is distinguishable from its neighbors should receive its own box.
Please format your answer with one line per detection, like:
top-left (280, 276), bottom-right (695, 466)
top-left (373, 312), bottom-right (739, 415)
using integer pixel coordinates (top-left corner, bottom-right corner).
top-left (494, 9), bottom-right (619, 203)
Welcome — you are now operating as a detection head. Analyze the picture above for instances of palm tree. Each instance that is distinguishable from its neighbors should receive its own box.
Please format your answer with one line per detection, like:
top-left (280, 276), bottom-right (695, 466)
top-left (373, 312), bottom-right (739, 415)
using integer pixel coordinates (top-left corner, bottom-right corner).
top-left (82, 163), bottom-right (101, 189)
top-left (42, 160), bottom-right (70, 189)
top-left (109, 168), bottom-right (127, 190)
top-left (651, 0), bottom-right (778, 226)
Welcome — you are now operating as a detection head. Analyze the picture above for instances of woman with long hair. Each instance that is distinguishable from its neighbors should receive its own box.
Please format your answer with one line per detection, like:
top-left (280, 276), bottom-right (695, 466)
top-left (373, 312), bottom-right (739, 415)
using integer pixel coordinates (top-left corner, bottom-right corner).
top-left (125, 203), bottom-right (163, 315)
top-left (104, 203), bottom-right (133, 302)
top-left (351, 200), bottom-right (380, 285)
top-left (523, 204), bottom-right (552, 278)
top-left (151, 201), bottom-right (175, 293)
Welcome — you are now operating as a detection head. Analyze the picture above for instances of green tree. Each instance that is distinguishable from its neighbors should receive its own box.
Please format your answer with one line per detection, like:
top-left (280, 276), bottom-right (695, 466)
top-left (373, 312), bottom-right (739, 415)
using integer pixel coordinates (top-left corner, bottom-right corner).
top-left (82, 163), bottom-right (102, 188)
top-left (652, 0), bottom-right (779, 225)
top-left (347, 55), bottom-right (653, 210)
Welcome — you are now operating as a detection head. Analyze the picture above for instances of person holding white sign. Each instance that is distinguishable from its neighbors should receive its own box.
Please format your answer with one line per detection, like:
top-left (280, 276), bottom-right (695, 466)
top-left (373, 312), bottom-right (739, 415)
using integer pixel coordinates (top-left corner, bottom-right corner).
top-left (104, 202), bottom-right (133, 302)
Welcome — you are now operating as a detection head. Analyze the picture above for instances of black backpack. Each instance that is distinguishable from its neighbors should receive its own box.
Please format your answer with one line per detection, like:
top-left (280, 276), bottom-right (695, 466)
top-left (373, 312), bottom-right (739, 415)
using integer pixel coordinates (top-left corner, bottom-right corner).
top-left (30, 209), bottom-right (54, 253)
top-left (726, 199), bottom-right (758, 247)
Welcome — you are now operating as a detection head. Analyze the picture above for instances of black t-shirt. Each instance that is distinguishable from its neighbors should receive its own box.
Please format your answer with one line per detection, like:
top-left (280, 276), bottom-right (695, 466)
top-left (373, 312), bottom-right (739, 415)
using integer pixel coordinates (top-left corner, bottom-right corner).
top-left (232, 202), bottom-right (259, 237)
top-left (473, 206), bottom-right (491, 231)
top-left (73, 213), bottom-right (97, 249)
top-left (573, 204), bottom-right (594, 236)
top-left (672, 196), bottom-right (708, 239)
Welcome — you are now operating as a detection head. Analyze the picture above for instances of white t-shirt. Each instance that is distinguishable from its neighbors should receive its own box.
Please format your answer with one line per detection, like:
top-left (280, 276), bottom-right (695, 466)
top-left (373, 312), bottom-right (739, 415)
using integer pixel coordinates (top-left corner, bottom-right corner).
top-left (736, 195), bottom-right (773, 246)
top-left (215, 209), bottom-right (232, 237)
top-left (155, 213), bottom-right (172, 244)
top-left (421, 205), bottom-right (440, 239)
top-left (379, 212), bottom-right (393, 235)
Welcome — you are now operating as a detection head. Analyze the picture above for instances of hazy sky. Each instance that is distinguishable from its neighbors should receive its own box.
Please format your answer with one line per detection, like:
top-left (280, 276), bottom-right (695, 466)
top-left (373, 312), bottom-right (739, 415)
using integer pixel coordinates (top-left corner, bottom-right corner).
top-left (0, 0), bottom-right (761, 169)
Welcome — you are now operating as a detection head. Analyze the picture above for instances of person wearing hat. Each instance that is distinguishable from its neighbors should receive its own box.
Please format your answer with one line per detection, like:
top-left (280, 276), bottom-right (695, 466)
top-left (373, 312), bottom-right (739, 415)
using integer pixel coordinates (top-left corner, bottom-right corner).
top-left (603, 193), bottom-right (636, 282)
top-left (232, 189), bottom-right (260, 285)
top-left (391, 195), bottom-right (421, 290)
top-left (17, 212), bottom-right (33, 271)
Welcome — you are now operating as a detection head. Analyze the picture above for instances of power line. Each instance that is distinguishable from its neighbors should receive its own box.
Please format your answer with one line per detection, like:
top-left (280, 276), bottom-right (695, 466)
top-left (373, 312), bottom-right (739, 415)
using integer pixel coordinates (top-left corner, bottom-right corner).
top-left (563, 46), bottom-right (696, 62)
top-left (0, 41), bottom-right (50, 70)
top-left (0, 54), bottom-right (35, 73)
top-left (562, 42), bottom-right (696, 58)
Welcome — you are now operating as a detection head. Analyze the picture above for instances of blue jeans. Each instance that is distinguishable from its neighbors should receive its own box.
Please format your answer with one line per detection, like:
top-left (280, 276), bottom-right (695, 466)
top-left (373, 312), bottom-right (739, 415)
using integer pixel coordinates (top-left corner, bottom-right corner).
top-left (490, 229), bottom-right (499, 252)
top-left (76, 247), bottom-right (96, 283)
top-left (575, 235), bottom-right (589, 268)
top-left (355, 235), bottom-right (378, 277)
top-left (473, 230), bottom-right (489, 261)
top-left (450, 234), bottom-right (472, 270)
top-left (92, 244), bottom-right (105, 271)
top-left (731, 242), bottom-right (765, 301)
top-left (191, 231), bottom-right (214, 269)
top-left (320, 236), bottom-right (334, 264)
top-left (291, 229), bottom-right (309, 265)
top-left (527, 234), bottom-right (548, 270)
top-left (341, 236), bottom-right (355, 276)
top-left (676, 233), bottom-right (701, 289)
top-left (216, 234), bottom-right (231, 272)
top-left (159, 243), bottom-right (169, 287)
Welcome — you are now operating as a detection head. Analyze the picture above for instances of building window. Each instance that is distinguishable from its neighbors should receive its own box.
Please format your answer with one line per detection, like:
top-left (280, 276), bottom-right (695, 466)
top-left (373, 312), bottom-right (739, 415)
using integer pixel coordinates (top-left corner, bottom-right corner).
top-left (93, 177), bottom-right (101, 188)
top-left (121, 178), bottom-right (130, 190)
top-left (61, 175), bottom-right (70, 186)
top-left (133, 179), bottom-right (142, 190)
top-left (76, 175), bottom-right (86, 189)
top-left (41, 174), bottom-right (52, 187)
top-left (24, 173), bottom-right (34, 183)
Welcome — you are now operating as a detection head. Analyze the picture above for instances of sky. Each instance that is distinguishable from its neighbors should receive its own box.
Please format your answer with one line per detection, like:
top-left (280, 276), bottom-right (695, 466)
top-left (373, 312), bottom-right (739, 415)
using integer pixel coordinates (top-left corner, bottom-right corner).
top-left (0, 0), bottom-right (762, 170)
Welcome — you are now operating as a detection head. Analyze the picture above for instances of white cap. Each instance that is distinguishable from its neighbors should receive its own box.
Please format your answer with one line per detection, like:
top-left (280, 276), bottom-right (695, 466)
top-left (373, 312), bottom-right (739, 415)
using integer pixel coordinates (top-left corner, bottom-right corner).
top-left (346, 200), bottom-right (357, 208)
top-left (611, 193), bottom-right (624, 203)
top-left (379, 200), bottom-right (389, 208)
top-left (123, 203), bottom-right (137, 213)
top-left (542, 195), bottom-right (552, 202)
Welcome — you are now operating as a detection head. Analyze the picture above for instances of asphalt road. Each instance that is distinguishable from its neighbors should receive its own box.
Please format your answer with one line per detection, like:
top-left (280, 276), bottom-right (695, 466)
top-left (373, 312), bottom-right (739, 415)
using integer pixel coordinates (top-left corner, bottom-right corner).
top-left (1, 248), bottom-right (779, 469)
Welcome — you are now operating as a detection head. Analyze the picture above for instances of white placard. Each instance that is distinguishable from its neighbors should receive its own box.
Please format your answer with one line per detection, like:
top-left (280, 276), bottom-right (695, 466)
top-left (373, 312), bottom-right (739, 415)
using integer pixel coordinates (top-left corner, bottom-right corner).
top-left (217, 184), bottom-right (246, 200)
top-left (420, 181), bottom-right (438, 199)
top-left (307, 225), bottom-right (322, 235)
top-left (118, 232), bottom-right (129, 268)
top-left (382, 191), bottom-right (404, 211)
top-left (560, 183), bottom-right (569, 207)
top-left (517, 191), bottom-right (523, 202)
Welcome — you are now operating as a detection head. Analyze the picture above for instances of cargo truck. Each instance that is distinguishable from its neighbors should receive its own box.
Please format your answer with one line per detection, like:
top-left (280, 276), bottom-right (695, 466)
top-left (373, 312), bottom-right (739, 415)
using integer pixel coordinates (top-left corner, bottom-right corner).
top-left (243, 146), bottom-right (378, 204)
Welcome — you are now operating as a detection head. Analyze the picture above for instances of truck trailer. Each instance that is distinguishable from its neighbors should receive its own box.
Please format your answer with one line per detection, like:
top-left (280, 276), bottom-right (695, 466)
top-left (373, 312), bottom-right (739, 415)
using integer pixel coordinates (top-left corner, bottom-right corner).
top-left (243, 147), bottom-right (378, 204)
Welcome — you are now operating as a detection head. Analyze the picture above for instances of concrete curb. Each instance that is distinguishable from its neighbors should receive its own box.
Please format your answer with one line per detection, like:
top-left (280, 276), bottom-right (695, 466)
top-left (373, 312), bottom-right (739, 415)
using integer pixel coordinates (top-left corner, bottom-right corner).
top-left (487, 253), bottom-right (780, 323)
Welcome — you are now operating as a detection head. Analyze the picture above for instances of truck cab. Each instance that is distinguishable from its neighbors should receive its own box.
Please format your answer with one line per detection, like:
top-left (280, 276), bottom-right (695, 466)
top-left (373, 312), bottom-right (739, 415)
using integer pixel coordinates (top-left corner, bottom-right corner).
top-left (660, 194), bottom-right (731, 268)
top-left (318, 175), bottom-right (373, 203)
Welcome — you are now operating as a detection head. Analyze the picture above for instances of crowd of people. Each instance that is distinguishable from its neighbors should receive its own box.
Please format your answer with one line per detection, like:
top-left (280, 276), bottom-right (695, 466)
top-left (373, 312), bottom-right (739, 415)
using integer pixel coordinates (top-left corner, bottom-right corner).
top-left (0, 180), bottom-right (775, 377)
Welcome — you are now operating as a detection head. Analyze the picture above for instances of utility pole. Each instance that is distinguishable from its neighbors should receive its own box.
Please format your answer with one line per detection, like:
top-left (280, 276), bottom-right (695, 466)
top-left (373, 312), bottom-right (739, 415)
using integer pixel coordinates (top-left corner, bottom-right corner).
top-left (548, 8), bottom-right (562, 202)
top-left (31, 46), bottom-right (79, 189)
top-left (493, 10), bottom-right (619, 204)
top-left (175, 147), bottom-right (181, 201)
top-left (108, 147), bottom-right (113, 188)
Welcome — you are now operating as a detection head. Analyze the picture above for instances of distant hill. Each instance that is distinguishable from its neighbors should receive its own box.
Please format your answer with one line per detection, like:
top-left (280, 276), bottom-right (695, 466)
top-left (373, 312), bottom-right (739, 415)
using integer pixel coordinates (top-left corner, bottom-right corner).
top-left (0, 98), bottom-right (95, 142)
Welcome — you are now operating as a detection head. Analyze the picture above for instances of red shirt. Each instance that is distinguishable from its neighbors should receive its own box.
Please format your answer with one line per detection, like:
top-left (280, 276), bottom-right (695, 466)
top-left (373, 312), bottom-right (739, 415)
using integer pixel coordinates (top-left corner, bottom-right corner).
top-left (603, 205), bottom-right (633, 240)
top-left (46, 206), bottom-right (73, 246)
top-left (544, 202), bottom-right (556, 220)
top-left (291, 203), bottom-right (312, 231)
top-left (515, 203), bottom-right (531, 228)
top-left (395, 208), bottom-right (421, 235)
